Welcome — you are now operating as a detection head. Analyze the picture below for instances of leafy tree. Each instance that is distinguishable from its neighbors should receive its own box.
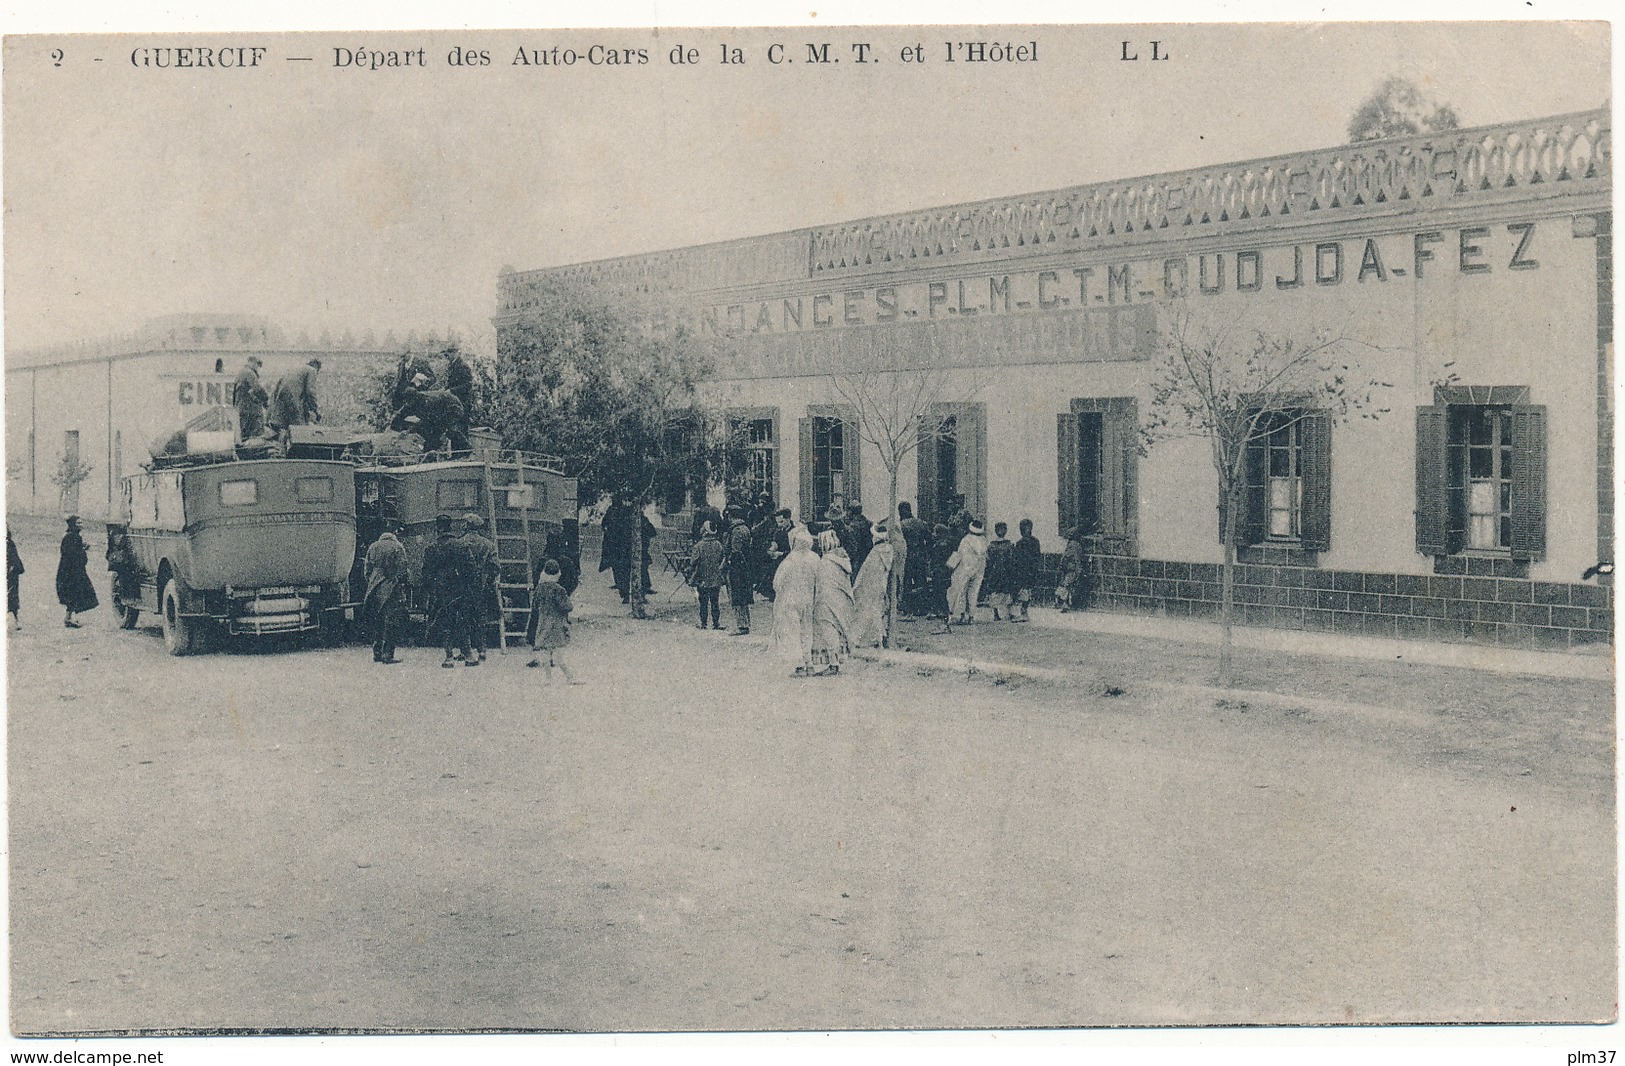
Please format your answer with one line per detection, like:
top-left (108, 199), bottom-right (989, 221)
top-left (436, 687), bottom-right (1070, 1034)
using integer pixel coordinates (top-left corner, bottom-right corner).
top-left (1347, 76), bottom-right (1460, 143)
top-left (491, 277), bottom-right (727, 618)
top-left (336, 343), bottom-right (491, 433)
top-left (1140, 311), bottom-right (1388, 686)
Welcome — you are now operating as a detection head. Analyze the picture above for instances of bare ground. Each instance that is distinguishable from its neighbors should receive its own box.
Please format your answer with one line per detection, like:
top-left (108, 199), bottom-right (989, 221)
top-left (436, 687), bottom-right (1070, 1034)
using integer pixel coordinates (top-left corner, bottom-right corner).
top-left (6, 522), bottom-right (1615, 1034)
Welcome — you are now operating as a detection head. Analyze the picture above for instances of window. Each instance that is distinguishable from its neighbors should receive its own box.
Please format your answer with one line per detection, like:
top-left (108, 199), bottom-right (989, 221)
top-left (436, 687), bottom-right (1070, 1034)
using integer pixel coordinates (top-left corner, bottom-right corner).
top-left (294, 477), bottom-right (333, 504)
top-left (917, 403), bottom-right (986, 525)
top-left (436, 480), bottom-right (480, 511)
top-left (729, 413), bottom-right (778, 507)
top-left (813, 417), bottom-right (846, 513)
top-left (1416, 389), bottom-right (1545, 559)
top-left (799, 406), bottom-right (860, 521)
top-left (1058, 398), bottom-right (1140, 552)
top-left (1211, 408), bottom-right (1330, 551)
top-left (1264, 414), bottom-right (1304, 539)
top-left (219, 479), bottom-right (259, 506)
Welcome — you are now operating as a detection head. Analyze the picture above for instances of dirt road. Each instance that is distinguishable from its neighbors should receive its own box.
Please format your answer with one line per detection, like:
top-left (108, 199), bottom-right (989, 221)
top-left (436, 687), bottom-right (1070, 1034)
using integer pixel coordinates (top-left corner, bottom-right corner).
top-left (5, 523), bottom-right (1614, 1033)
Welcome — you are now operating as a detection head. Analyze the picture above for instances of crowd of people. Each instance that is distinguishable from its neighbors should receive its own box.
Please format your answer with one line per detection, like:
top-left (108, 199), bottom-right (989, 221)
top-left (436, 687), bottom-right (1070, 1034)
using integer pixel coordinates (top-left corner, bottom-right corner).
top-left (668, 493), bottom-right (1097, 678)
top-left (362, 510), bottom-right (581, 680)
top-left (8, 486), bottom-right (1094, 686)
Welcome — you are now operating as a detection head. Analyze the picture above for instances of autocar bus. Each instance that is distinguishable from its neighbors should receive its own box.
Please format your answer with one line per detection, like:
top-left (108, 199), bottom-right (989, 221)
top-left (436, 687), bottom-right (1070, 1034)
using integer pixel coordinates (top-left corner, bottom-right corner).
top-left (353, 450), bottom-right (578, 644)
top-left (114, 458), bottom-right (359, 654)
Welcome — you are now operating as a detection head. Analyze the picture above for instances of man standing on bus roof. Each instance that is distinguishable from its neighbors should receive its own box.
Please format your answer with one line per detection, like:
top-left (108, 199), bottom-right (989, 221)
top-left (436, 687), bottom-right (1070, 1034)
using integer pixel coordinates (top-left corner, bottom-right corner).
top-left (233, 354), bottom-right (269, 441)
top-left (269, 357), bottom-right (322, 447)
top-left (364, 522), bottom-right (408, 665)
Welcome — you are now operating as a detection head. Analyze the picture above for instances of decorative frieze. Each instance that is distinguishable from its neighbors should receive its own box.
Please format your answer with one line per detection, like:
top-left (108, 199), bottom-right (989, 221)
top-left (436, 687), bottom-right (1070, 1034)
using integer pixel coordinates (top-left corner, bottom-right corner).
top-left (807, 111), bottom-right (1610, 277)
top-left (495, 109), bottom-right (1609, 319)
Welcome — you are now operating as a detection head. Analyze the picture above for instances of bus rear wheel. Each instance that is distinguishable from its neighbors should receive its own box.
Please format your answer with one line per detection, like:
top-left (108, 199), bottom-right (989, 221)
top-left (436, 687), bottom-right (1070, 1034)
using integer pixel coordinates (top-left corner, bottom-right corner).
top-left (161, 581), bottom-right (197, 656)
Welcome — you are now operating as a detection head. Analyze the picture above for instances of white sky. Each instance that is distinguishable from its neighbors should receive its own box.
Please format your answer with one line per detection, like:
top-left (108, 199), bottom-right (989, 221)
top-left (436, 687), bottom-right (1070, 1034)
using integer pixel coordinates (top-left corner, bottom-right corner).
top-left (0, 9), bottom-right (1612, 359)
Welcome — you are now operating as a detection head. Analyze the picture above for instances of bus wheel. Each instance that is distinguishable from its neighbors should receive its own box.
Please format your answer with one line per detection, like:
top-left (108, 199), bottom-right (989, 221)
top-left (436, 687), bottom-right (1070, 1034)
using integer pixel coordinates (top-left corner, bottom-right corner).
top-left (161, 581), bottom-right (196, 656)
top-left (115, 597), bottom-right (141, 630)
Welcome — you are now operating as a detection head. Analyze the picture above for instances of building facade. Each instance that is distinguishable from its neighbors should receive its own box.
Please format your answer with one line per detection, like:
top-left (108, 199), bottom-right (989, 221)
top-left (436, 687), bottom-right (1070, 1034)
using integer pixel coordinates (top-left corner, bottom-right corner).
top-left (497, 109), bottom-right (1613, 648)
top-left (4, 314), bottom-right (443, 521)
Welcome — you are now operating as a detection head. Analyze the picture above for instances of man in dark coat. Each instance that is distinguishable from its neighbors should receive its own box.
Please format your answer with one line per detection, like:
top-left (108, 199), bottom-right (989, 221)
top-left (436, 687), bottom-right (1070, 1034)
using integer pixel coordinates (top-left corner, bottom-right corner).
top-left (105, 524), bottom-right (141, 606)
top-left (599, 496), bottom-right (635, 603)
top-left (392, 387), bottom-right (469, 454)
top-left (56, 516), bottom-right (98, 627)
top-left (898, 502), bottom-right (931, 616)
top-left (749, 506), bottom-right (780, 600)
top-left (723, 506), bottom-right (755, 634)
top-left (8, 527), bottom-right (24, 630)
top-left (444, 350), bottom-right (476, 417)
top-left (459, 512), bottom-right (499, 661)
top-left (421, 514), bottom-right (476, 667)
top-left (233, 355), bottom-right (269, 441)
top-left (842, 500), bottom-right (874, 578)
top-left (754, 508), bottom-right (793, 600)
top-left (364, 525), bottom-right (408, 664)
top-left (270, 358), bottom-right (322, 445)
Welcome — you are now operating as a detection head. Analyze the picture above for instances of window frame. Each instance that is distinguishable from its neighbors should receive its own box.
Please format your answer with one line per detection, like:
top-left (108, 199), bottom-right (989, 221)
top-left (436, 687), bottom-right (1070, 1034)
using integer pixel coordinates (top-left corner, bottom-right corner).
top-left (294, 476), bottom-right (334, 505)
top-left (218, 478), bottom-right (260, 507)
top-left (1415, 385), bottom-right (1545, 561)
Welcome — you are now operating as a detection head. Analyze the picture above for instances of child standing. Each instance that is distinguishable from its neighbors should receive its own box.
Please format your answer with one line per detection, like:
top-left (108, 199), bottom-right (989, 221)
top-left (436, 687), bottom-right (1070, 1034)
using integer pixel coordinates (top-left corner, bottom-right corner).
top-left (528, 559), bottom-right (581, 684)
top-left (983, 522), bottom-right (1015, 621)
top-left (1011, 518), bottom-right (1041, 622)
top-left (689, 521), bottom-right (725, 630)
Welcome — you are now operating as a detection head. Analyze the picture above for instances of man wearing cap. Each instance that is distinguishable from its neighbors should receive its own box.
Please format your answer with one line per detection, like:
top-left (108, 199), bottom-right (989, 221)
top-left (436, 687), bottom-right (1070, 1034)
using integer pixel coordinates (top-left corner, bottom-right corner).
top-left (233, 354), bottom-right (269, 441)
top-left (459, 512), bottom-right (499, 661)
top-left (270, 357), bottom-right (322, 446)
top-left (421, 514), bottom-right (477, 667)
top-left (364, 523), bottom-right (408, 664)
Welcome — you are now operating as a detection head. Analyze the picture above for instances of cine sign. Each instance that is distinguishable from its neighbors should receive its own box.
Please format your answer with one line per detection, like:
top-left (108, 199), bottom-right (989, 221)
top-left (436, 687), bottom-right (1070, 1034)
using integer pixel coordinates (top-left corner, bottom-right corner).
top-left (174, 377), bottom-right (238, 406)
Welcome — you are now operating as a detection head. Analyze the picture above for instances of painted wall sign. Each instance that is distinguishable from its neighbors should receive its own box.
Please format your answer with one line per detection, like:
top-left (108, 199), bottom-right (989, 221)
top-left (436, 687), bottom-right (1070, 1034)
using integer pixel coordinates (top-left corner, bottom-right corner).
top-left (686, 225), bottom-right (1544, 339)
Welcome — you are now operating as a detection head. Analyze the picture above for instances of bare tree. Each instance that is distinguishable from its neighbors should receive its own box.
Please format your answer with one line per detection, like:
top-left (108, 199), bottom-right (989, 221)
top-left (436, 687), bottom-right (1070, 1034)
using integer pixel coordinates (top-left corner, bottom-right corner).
top-left (1141, 311), bottom-right (1389, 686)
top-left (48, 452), bottom-right (93, 513)
top-left (829, 360), bottom-right (971, 647)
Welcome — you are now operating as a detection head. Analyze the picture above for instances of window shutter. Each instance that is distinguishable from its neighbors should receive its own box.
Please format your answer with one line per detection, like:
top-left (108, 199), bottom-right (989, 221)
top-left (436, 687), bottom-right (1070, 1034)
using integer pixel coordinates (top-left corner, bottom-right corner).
top-left (1414, 405), bottom-right (1449, 556)
top-left (1510, 404), bottom-right (1548, 561)
top-left (843, 412), bottom-right (862, 511)
top-left (798, 416), bottom-right (814, 521)
top-left (916, 419), bottom-right (939, 526)
top-left (1100, 409), bottom-right (1125, 539)
top-left (956, 403), bottom-right (987, 521)
top-left (1116, 400), bottom-right (1140, 550)
top-left (1057, 412), bottom-right (1080, 536)
top-left (1299, 410), bottom-right (1332, 552)
top-left (1242, 433), bottom-right (1269, 547)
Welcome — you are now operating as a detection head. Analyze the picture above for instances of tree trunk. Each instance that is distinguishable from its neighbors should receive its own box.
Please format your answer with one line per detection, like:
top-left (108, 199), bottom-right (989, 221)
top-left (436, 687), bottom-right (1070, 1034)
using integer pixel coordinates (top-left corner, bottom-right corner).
top-left (884, 466), bottom-right (900, 648)
top-left (1219, 485), bottom-right (1239, 687)
top-left (629, 498), bottom-right (649, 620)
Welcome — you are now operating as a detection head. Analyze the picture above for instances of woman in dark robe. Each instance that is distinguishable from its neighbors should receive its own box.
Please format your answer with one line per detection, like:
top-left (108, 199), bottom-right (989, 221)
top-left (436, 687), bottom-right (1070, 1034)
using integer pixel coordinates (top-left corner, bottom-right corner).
top-left (8, 528), bottom-right (24, 629)
top-left (56, 516), bottom-right (98, 627)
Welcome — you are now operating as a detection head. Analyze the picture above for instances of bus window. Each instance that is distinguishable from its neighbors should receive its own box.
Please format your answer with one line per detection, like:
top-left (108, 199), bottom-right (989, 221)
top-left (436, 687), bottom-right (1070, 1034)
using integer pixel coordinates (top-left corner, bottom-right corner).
top-left (219, 479), bottom-right (259, 506)
top-left (437, 480), bottom-right (480, 511)
top-left (295, 477), bottom-right (334, 503)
